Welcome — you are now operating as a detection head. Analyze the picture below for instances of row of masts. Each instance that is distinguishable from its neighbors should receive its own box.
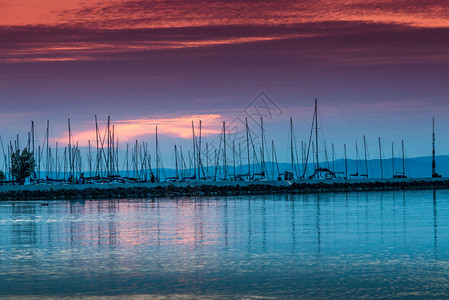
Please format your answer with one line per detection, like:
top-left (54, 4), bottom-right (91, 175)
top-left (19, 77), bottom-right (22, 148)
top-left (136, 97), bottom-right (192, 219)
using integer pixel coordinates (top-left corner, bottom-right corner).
top-left (0, 101), bottom-right (439, 183)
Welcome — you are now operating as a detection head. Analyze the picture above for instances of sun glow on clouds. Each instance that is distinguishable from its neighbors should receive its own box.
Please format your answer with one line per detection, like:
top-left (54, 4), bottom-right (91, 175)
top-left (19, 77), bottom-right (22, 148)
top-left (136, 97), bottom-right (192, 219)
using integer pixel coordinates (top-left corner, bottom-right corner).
top-left (3, 0), bottom-right (448, 29)
top-left (2, 0), bottom-right (449, 64)
top-left (54, 114), bottom-right (223, 146)
top-left (0, 34), bottom-right (313, 63)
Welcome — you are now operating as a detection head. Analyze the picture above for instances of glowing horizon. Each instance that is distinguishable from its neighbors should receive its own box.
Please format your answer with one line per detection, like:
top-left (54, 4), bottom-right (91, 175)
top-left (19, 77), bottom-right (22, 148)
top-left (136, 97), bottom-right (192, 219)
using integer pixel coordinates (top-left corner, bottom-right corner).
top-left (50, 114), bottom-right (223, 146)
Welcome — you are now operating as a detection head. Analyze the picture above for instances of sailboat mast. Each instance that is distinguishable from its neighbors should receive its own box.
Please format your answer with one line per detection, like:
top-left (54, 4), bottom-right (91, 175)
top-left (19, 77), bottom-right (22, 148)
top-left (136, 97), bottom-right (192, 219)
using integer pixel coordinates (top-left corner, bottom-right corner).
top-left (135, 140), bottom-right (139, 179)
top-left (315, 99), bottom-right (319, 170)
top-left (239, 142), bottom-right (242, 175)
top-left (126, 144), bottom-right (129, 177)
top-left (68, 118), bottom-right (72, 179)
top-left (301, 141), bottom-right (304, 172)
top-left (379, 137), bottom-right (383, 179)
top-left (180, 145), bottom-right (185, 179)
top-left (156, 126), bottom-right (159, 180)
top-left (392, 142), bottom-right (395, 177)
top-left (290, 116), bottom-right (294, 173)
top-left (116, 138), bottom-right (119, 177)
top-left (273, 140), bottom-right (281, 179)
top-left (31, 120), bottom-right (35, 159)
top-left (432, 117), bottom-right (436, 177)
top-left (111, 125), bottom-right (114, 175)
top-left (214, 149), bottom-right (217, 181)
top-left (46, 120), bottom-right (49, 178)
top-left (364, 135), bottom-right (368, 178)
top-left (191, 121), bottom-right (196, 179)
top-left (246, 118), bottom-right (250, 177)
top-left (63, 147), bottom-right (66, 180)
top-left (95, 116), bottom-right (99, 177)
top-left (175, 145), bottom-right (179, 180)
top-left (344, 144), bottom-right (348, 180)
top-left (355, 140), bottom-right (359, 175)
top-left (199, 120), bottom-right (202, 179)
top-left (324, 142), bottom-right (329, 169)
top-left (223, 121), bottom-right (227, 180)
top-left (272, 140), bottom-right (275, 180)
top-left (55, 142), bottom-right (58, 179)
top-left (260, 117), bottom-right (264, 177)
top-left (206, 142), bottom-right (209, 178)
top-left (233, 141), bottom-right (236, 179)
top-left (332, 143), bottom-right (335, 172)
top-left (402, 139), bottom-right (405, 176)
top-left (88, 140), bottom-right (91, 177)
top-left (107, 115), bottom-right (110, 177)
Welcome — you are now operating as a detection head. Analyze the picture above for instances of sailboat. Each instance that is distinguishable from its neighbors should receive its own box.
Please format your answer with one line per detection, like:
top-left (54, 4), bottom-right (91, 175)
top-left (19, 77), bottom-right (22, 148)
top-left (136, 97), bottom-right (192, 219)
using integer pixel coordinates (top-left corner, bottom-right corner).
top-left (349, 140), bottom-right (360, 178)
top-left (432, 117), bottom-right (442, 178)
top-left (393, 140), bottom-right (407, 179)
top-left (235, 118), bottom-right (253, 181)
top-left (304, 99), bottom-right (336, 179)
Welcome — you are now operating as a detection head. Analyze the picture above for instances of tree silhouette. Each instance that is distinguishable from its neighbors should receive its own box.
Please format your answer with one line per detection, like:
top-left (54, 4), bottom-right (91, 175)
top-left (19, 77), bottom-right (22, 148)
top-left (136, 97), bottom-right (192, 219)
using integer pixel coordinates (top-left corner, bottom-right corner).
top-left (11, 148), bottom-right (36, 184)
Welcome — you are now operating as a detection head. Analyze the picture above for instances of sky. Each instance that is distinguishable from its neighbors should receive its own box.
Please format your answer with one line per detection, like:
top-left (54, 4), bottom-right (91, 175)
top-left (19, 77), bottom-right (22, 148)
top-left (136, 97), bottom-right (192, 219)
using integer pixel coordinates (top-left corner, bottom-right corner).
top-left (1, 0), bottom-right (449, 165)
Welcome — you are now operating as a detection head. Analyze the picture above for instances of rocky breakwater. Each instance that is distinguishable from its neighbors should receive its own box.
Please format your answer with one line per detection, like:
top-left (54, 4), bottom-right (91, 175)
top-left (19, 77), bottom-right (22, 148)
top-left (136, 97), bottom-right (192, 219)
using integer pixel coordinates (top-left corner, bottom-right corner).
top-left (0, 179), bottom-right (448, 200)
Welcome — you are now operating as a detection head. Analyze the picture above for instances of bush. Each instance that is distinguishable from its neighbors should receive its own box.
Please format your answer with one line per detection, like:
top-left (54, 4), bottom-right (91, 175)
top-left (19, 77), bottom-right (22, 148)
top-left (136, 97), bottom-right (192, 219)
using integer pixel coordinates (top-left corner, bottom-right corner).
top-left (11, 148), bottom-right (36, 184)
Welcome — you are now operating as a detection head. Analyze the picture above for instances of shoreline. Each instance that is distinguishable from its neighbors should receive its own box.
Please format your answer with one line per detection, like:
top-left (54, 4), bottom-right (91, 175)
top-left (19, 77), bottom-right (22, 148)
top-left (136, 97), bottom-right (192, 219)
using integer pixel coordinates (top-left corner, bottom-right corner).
top-left (0, 178), bottom-right (448, 200)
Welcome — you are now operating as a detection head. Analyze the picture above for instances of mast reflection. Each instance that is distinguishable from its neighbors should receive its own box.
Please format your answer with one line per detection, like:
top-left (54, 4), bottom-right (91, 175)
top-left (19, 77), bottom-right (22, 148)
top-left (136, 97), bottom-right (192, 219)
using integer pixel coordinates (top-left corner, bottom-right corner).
top-left (433, 189), bottom-right (438, 259)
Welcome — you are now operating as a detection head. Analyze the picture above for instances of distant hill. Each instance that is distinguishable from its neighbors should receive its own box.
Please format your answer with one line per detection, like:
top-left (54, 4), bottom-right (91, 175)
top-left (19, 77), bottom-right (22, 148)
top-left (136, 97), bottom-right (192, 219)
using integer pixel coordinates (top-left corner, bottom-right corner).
top-left (156, 155), bottom-right (449, 180)
top-left (275, 155), bottom-right (449, 179)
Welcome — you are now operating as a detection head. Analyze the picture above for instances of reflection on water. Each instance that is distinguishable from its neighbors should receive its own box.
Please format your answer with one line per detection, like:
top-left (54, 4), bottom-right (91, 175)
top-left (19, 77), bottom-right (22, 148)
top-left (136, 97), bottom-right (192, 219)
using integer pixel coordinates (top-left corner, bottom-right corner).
top-left (1, 190), bottom-right (449, 298)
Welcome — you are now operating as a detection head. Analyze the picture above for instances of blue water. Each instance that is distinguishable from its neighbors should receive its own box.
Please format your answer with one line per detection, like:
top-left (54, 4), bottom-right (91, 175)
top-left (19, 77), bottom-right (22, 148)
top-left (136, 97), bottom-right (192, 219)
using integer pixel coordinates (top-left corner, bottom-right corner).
top-left (1, 190), bottom-right (449, 298)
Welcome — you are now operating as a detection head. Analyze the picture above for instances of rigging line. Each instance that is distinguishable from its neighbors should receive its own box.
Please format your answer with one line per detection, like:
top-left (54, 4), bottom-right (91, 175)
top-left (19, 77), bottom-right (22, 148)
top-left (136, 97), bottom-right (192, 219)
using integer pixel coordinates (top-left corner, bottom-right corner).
top-left (303, 110), bottom-right (315, 178)
top-left (215, 125), bottom-right (223, 179)
top-left (365, 137), bottom-right (375, 177)
top-left (272, 141), bottom-right (281, 177)
top-left (293, 131), bottom-right (301, 178)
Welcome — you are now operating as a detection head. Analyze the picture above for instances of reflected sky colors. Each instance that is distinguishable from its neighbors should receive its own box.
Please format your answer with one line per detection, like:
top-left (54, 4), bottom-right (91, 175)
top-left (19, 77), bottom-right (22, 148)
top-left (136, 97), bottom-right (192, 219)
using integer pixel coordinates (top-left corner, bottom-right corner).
top-left (1, 191), bottom-right (449, 298)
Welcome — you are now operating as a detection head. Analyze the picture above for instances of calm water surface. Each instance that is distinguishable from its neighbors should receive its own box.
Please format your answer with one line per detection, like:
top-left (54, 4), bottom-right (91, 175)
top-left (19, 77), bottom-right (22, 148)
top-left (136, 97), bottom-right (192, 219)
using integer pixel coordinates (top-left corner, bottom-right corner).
top-left (1, 190), bottom-right (449, 298)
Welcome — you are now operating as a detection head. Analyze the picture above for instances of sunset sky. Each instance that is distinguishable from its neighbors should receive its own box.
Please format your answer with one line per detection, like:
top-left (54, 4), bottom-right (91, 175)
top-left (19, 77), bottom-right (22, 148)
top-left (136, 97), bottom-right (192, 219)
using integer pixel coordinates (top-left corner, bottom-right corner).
top-left (1, 0), bottom-right (449, 162)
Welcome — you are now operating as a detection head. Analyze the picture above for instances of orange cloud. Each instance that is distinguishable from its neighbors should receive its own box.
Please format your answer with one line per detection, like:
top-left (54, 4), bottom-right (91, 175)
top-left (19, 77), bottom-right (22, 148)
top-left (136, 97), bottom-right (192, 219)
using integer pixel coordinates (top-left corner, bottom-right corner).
top-left (0, 0), bottom-right (109, 26)
top-left (2, 0), bottom-right (448, 65)
top-left (53, 114), bottom-right (223, 146)
top-left (60, 1), bottom-right (449, 29)
top-left (0, 34), bottom-right (314, 63)
top-left (2, 0), bottom-right (448, 29)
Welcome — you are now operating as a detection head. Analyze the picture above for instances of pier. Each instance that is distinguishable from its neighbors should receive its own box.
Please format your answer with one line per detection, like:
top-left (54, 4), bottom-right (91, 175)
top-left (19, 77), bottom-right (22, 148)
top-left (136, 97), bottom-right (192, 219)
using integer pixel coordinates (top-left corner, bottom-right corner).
top-left (1, 177), bottom-right (449, 200)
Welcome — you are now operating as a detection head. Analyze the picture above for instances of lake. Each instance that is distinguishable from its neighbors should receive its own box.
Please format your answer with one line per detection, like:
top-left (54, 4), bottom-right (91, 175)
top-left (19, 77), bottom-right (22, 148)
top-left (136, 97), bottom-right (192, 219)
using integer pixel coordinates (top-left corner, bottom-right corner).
top-left (1, 190), bottom-right (449, 298)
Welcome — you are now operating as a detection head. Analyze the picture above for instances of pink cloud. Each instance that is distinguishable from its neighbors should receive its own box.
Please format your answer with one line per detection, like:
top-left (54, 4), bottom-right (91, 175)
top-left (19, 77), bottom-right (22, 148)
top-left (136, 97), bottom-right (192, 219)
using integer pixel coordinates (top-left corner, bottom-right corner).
top-left (0, 33), bottom-right (314, 63)
top-left (53, 114), bottom-right (223, 146)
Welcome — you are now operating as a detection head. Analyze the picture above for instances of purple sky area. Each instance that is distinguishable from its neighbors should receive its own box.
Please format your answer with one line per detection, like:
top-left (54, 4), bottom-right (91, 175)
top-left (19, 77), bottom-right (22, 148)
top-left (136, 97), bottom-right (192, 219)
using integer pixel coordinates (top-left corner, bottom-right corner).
top-left (1, 0), bottom-right (449, 163)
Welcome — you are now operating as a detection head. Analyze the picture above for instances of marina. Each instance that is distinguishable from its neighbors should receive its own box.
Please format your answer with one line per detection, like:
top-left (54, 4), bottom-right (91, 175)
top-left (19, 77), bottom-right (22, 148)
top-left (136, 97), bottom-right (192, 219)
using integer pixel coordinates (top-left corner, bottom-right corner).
top-left (0, 101), bottom-right (444, 187)
top-left (2, 1), bottom-right (448, 297)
